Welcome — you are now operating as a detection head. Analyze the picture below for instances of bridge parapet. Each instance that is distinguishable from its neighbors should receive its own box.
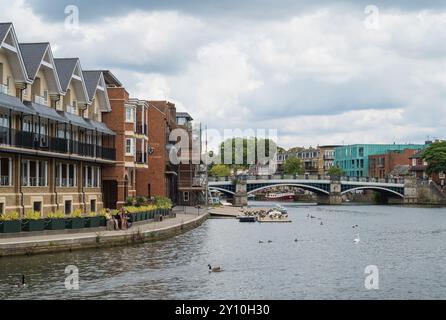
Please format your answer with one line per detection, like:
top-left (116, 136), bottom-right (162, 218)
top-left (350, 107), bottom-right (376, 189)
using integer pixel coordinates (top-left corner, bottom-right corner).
top-left (208, 175), bottom-right (405, 184)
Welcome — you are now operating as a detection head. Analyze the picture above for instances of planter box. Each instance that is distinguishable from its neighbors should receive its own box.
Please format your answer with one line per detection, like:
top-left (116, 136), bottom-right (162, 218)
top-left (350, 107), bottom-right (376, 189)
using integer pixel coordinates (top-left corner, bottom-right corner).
top-left (99, 216), bottom-right (106, 227)
top-left (84, 216), bottom-right (101, 228)
top-left (22, 219), bottom-right (46, 232)
top-left (128, 213), bottom-right (137, 223)
top-left (66, 218), bottom-right (84, 229)
top-left (45, 219), bottom-right (66, 230)
top-left (0, 220), bottom-right (22, 233)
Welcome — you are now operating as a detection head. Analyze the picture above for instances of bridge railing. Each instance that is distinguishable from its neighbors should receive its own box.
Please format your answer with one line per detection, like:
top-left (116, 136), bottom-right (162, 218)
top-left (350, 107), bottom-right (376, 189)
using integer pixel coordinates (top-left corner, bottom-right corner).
top-left (208, 175), bottom-right (406, 184)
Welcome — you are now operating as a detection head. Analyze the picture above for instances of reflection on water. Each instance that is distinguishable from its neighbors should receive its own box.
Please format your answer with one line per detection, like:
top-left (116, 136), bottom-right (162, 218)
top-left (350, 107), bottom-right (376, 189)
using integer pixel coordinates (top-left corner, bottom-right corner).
top-left (1, 203), bottom-right (446, 300)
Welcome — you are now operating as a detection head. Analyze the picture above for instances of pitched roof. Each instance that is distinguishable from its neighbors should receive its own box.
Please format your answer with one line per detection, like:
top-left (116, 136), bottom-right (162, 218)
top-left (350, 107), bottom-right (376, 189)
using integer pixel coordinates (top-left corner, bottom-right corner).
top-left (0, 23), bottom-right (12, 44)
top-left (54, 58), bottom-right (79, 92)
top-left (102, 70), bottom-right (122, 87)
top-left (82, 70), bottom-right (102, 101)
top-left (176, 112), bottom-right (193, 120)
top-left (19, 43), bottom-right (49, 80)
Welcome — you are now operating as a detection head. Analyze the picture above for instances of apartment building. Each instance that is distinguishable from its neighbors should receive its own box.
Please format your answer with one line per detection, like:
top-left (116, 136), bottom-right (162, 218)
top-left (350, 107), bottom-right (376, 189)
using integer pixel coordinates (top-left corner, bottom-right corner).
top-left (136, 101), bottom-right (177, 202)
top-left (297, 147), bottom-right (320, 175)
top-left (368, 149), bottom-right (419, 179)
top-left (175, 112), bottom-right (205, 206)
top-left (101, 71), bottom-right (150, 209)
top-left (317, 145), bottom-right (340, 175)
top-left (0, 23), bottom-right (116, 215)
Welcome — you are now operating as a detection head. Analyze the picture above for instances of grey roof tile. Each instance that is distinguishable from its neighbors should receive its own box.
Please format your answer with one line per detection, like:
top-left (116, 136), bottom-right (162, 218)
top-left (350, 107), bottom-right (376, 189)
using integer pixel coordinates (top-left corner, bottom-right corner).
top-left (19, 43), bottom-right (49, 80)
top-left (54, 58), bottom-right (79, 92)
top-left (82, 70), bottom-right (102, 101)
top-left (0, 23), bottom-right (12, 43)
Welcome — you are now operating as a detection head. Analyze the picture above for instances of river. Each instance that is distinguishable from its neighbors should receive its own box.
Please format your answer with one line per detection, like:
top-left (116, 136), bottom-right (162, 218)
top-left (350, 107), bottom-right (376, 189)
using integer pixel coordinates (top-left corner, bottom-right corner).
top-left (1, 202), bottom-right (446, 300)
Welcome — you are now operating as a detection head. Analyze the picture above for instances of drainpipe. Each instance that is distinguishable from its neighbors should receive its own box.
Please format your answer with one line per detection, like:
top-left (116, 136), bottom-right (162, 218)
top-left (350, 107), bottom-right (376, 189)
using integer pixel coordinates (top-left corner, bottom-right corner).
top-left (18, 154), bottom-right (25, 216)
top-left (81, 161), bottom-right (86, 212)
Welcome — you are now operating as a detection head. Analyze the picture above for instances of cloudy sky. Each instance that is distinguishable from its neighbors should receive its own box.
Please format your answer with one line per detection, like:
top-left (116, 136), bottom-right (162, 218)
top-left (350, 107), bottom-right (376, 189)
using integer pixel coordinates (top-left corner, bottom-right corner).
top-left (1, 0), bottom-right (446, 149)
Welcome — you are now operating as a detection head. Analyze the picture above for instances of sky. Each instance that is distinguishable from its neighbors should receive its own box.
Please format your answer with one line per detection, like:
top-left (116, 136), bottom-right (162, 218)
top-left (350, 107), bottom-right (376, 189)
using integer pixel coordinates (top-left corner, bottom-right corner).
top-left (1, 0), bottom-right (446, 150)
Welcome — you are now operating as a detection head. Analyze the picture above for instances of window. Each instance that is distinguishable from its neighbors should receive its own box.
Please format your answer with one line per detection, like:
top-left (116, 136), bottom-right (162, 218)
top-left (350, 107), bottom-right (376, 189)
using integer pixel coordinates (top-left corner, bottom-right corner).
top-left (33, 201), bottom-right (42, 213)
top-left (43, 90), bottom-right (48, 104)
top-left (125, 138), bottom-right (134, 155)
top-left (21, 160), bottom-right (48, 187)
top-left (64, 200), bottom-right (72, 215)
top-left (83, 165), bottom-right (100, 188)
top-left (56, 163), bottom-right (76, 187)
top-left (125, 106), bottom-right (135, 123)
top-left (69, 101), bottom-right (77, 114)
top-left (183, 191), bottom-right (189, 203)
top-left (90, 199), bottom-right (96, 213)
top-left (0, 158), bottom-right (12, 186)
top-left (0, 202), bottom-right (4, 215)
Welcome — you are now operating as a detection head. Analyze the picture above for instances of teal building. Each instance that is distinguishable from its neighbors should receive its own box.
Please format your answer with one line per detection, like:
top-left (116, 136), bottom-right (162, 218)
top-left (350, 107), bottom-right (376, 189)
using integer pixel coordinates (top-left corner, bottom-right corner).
top-left (334, 144), bottom-right (425, 177)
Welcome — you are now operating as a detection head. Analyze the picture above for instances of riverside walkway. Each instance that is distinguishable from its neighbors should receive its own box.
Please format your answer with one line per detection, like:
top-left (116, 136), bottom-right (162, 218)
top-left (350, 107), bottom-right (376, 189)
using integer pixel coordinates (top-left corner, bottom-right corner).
top-left (0, 207), bottom-right (209, 257)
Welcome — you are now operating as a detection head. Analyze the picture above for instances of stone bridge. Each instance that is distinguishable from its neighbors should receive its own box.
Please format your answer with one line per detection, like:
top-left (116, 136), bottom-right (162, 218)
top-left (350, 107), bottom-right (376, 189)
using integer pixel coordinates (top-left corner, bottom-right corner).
top-left (208, 175), bottom-right (413, 206)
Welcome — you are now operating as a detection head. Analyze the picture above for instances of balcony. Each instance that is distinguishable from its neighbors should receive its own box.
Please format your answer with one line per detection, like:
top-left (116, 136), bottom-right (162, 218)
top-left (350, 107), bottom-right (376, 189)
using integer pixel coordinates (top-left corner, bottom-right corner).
top-left (0, 84), bottom-right (9, 94)
top-left (34, 95), bottom-right (47, 105)
top-left (0, 126), bottom-right (116, 161)
top-left (0, 175), bottom-right (9, 186)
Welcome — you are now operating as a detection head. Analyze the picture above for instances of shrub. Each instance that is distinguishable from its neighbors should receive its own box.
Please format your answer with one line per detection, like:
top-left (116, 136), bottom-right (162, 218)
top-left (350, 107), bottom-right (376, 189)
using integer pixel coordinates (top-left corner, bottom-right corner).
top-left (71, 209), bottom-right (83, 218)
top-left (125, 197), bottom-right (134, 206)
top-left (154, 196), bottom-right (173, 209)
top-left (47, 211), bottom-right (65, 219)
top-left (0, 211), bottom-right (20, 221)
top-left (24, 210), bottom-right (41, 220)
top-left (88, 212), bottom-right (98, 217)
top-left (136, 196), bottom-right (146, 207)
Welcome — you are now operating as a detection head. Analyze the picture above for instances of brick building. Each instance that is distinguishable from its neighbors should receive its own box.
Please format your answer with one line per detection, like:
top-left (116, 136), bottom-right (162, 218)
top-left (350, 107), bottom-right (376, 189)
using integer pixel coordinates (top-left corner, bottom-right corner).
top-left (368, 149), bottom-right (420, 179)
top-left (101, 72), bottom-right (150, 209)
top-left (135, 101), bottom-right (177, 202)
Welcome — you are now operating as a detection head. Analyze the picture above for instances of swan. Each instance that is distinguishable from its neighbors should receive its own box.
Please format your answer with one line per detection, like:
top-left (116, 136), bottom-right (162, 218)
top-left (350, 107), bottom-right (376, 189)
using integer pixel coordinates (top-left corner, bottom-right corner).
top-left (353, 233), bottom-right (360, 244)
top-left (208, 264), bottom-right (223, 272)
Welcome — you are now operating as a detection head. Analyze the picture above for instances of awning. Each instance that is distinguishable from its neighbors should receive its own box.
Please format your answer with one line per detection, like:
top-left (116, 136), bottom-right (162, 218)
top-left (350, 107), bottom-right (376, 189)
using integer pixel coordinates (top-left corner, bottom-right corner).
top-left (57, 111), bottom-right (95, 130)
top-left (0, 93), bottom-right (36, 115)
top-left (23, 101), bottom-right (69, 123)
top-left (86, 118), bottom-right (116, 135)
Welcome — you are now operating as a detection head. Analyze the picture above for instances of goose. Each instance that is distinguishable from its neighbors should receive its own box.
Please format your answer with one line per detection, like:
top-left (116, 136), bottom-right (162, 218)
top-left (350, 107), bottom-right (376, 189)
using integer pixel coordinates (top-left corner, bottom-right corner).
top-left (208, 264), bottom-right (223, 273)
top-left (267, 240), bottom-right (273, 243)
top-left (259, 240), bottom-right (264, 244)
top-left (320, 221), bottom-right (324, 226)
top-left (353, 233), bottom-right (360, 244)
top-left (294, 238), bottom-right (298, 242)
top-left (15, 275), bottom-right (26, 288)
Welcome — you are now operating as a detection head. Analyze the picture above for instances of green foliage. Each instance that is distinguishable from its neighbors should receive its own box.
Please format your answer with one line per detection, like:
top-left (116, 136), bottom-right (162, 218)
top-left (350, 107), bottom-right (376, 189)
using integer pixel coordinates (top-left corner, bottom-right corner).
top-left (283, 156), bottom-right (304, 175)
top-left (24, 210), bottom-right (41, 220)
top-left (71, 209), bottom-right (83, 218)
top-left (218, 137), bottom-right (278, 168)
top-left (136, 196), bottom-right (147, 207)
top-left (47, 211), bottom-right (65, 219)
top-left (209, 164), bottom-right (231, 177)
top-left (422, 141), bottom-right (446, 175)
top-left (0, 211), bottom-right (20, 221)
top-left (125, 205), bottom-right (157, 213)
top-left (125, 197), bottom-right (135, 206)
top-left (328, 166), bottom-right (345, 177)
top-left (154, 196), bottom-right (173, 209)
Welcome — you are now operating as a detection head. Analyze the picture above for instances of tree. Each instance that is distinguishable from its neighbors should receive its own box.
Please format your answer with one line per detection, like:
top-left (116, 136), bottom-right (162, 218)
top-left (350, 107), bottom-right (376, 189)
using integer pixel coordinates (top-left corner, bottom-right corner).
top-left (283, 156), bottom-right (304, 175)
top-left (422, 141), bottom-right (446, 175)
top-left (209, 164), bottom-right (231, 177)
top-left (219, 137), bottom-right (278, 168)
top-left (328, 166), bottom-right (345, 177)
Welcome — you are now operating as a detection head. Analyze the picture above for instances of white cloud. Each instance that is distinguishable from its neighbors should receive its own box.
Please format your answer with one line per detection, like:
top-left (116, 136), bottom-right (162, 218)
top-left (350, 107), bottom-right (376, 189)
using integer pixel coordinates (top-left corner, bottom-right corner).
top-left (2, 0), bottom-right (446, 149)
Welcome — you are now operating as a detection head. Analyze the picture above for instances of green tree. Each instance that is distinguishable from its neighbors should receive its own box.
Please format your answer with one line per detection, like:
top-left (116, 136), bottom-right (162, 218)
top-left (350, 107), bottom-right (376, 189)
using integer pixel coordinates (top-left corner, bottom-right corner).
top-left (283, 156), bottom-right (304, 175)
top-left (328, 166), bottom-right (345, 177)
top-left (422, 141), bottom-right (446, 175)
top-left (209, 164), bottom-right (232, 177)
top-left (219, 137), bottom-right (278, 168)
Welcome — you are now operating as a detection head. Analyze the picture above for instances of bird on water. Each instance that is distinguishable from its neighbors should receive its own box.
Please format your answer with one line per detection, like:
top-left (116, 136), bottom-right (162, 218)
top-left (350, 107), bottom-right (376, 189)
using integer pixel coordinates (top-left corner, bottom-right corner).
top-left (208, 264), bottom-right (223, 273)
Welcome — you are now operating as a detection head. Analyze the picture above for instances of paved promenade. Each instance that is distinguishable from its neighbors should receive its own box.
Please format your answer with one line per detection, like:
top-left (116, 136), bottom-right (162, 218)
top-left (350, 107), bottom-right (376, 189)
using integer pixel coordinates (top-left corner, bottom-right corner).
top-left (0, 207), bottom-right (209, 257)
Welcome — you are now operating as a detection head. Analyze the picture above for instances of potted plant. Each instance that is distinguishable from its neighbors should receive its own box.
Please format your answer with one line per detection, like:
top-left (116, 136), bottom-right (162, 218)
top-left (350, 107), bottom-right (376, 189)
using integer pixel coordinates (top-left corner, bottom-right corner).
top-left (84, 212), bottom-right (101, 228)
top-left (45, 211), bottom-right (66, 230)
top-left (22, 210), bottom-right (45, 232)
top-left (66, 209), bottom-right (84, 229)
top-left (0, 211), bottom-right (21, 233)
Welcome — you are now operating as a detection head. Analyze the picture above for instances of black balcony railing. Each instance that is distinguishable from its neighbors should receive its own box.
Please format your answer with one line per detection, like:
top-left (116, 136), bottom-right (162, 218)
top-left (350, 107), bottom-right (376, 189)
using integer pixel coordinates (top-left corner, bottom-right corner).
top-left (0, 126), bottom-right (116, 160)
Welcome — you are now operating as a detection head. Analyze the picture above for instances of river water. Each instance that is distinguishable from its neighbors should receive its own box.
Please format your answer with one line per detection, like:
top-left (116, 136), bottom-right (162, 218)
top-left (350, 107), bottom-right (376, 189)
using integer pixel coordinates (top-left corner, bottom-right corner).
top-left (1, 202), bottom-right (446, 300)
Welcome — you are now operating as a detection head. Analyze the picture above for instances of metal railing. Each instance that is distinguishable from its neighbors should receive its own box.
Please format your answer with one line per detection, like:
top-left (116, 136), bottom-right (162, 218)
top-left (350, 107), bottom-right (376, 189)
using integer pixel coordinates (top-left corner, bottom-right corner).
top-left (208, 174), bottom-right (405, 184)
top-left (0, 126), bottom-right (116, 160)
top-left (0, 175), bottom-right (9, 186)
top-left (0, 84), bottom-right (9, 94)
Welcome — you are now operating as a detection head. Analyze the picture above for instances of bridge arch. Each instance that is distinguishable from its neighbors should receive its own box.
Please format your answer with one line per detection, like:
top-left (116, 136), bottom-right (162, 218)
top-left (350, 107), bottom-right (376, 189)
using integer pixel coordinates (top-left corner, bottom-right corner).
top-left (341, 186), bottom-right (404, 198)
top-left (209, 187), bottom-right (236, 196)
top-left (248, 183), bottom-right (330, 195)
